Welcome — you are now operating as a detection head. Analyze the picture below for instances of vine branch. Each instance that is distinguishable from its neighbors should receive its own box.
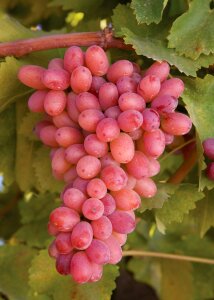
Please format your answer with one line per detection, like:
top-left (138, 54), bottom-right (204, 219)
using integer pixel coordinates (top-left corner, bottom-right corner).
top-left (122, 250), bottom-right (214, 265)
top-left (0, 28), bottom-right (132, 58)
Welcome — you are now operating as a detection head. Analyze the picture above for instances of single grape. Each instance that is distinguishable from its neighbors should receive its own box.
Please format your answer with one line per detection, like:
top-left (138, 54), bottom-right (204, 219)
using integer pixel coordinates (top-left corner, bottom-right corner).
top-left (151, 95), bottom-right (178, 115)
top-left (86, 178), bottom-right (107, 199)
top-left (147, 156), bottom-right (161, 177)
top-left (110, 133), bottom-right (135, 163)
top-left (85, 45), bottom-right (109, 76)
top-left (82, 198), bottom-right (104, 220)
top-left (91, 216), bottom-right (113, 240)
top-left (101, 165), bottom-right (128, 191)
top-left (100, 153), bottom-right (120, 168)
top-left (144, 61), bottom-right (170, 82)
top-left (55, 232), bottom-right (73, 254)
top-left (18, 65), bottom-right (46, 89)
top-left (53, 111), bottom-right (79, 128)
top-left (112, 188), bottom-right (141, 211)
top-left (157, 78), bottom-right (184, 98)
top-left (44, 90), bottom-right (67, 116)
top-left (134, 177), bottom-right (157, 198)
top-left (71, 221), bottom-right (93, 250)
top-left (161, 112), bottom-right (192, 136)
top-left (65, 144), bottom-right (86, 164)
top-left (76, 92), bottom-right (101, 112)
top-left (96, 118), bottom-right (120, 142)
top-left (63, 167), bottom-right (78, 183)
top-left (40, 125), bottom-right (58, 147)
top-left (70, 66), bottom-right (92, 94)
top-left (141, 129), bottom-right (166, 158)
top-left (206, 162), bottom-right (214, 181)
top-left (64, 46), bottom-right (84, 73)
top-left (49, 207), bottom-right (80, 232)
top-left (84, 134), bottom-right (108, 158)
top-left (137, 75), bottom-right (161, 102)
top-left (42, 68), bottom-right (70, 90)
top-left (73, 177), bottom-right (90, 195)
top-left (85, 239), bottom-right (110, 265)
top-left (141, 108), bottom-right (160, 132)
top-left (63, 187), bottom-right (86, 213)
top-left (90, 76), bottom-right (106, 94)
top-left (108, 210), bottom-right (135, 234)
top-left (78, 109), bottom-right (105, 132)
top-left (105, 106), bottom-right (121, 120)
top-left (51, 148), bottom-right (71, 175)
top-left (48, 58), bottom-right (64, 70)
top-left (55, 126), bottom-right (83, 148)
top-left (34, 120), bottom-right (52, 138)
top-left (203, 138), bottom-right (214, 160)
top-left (67, 92), bottom-right (80, 123)
top-left (125, 175), bottom-right (137, 189)
top-left (118, 92), bottom-right (145, 112)
top-left (76, 155), bottom-right (101, 179)
top-left (116, 76), bottom-right (137, 95)
top-left (70, 252), bottom-right (92, 284)
top-left (126, 151), bottom-right (150, 179)
top-left (89, 263), bottom-right (103, 282)
top-left (98, 82), bottom-right (119, 110)
top-left (107, 60), bottom-right (133, 83)
top-left (112, 232), bottom-right (127, 246)
top-left (28, 90), bottom-right (47, 113)
top-left (56, 252), bottom-right (73, 275)
top-left (47, 222), bottom-right (59, 236)
top-left (104, 235), bottom-right (122, 264)
top-left (118, 110), bottom-right (143, 132)
top-left (48, 240), bottom-right (59, 258)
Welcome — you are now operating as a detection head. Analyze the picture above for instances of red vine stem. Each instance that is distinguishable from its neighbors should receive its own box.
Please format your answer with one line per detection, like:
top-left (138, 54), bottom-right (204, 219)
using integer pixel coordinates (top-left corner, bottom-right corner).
top-left (0, 28), bottom-right (132, 58)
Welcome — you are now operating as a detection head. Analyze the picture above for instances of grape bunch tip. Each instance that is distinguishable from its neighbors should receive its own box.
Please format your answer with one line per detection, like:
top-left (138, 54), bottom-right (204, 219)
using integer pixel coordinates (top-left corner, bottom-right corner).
top-left (18, 44), bottom-right (192, 284)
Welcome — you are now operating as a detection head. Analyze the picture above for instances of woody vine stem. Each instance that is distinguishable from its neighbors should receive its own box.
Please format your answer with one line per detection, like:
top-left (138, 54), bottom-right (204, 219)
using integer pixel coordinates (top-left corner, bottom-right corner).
top-left (0, 27), bottom-right (203, 264)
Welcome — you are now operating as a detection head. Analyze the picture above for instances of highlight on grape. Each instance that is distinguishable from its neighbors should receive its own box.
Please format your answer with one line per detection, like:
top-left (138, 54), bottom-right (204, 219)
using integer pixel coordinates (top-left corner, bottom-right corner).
top-left (18, 45), bottom-right (192, 284)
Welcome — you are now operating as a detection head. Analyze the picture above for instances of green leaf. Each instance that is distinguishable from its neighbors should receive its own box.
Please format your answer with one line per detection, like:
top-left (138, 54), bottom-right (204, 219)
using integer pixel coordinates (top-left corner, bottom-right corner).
top-left (140, 183), bottom-right (178, 212)
top-left (112, 4), bottom-right (214, 76)
top-left (18, 112), bottom-right (42, 141)
top-left (0, 245), bottom-right (36, 300)
top-left (168, 0), bottom-right (214, 59)
top-left (193, 264), bottom-right (214, 300)
top-left (33, 146), bottom-right (64, 193)
top-left (131, 0), bottom-right (168, 25)
top-left (161, 260), bottom-right (193, 300)
top-left (29, 250), bottom-right (119, 300)
top-left (155, 184), bottom-right (204, 226)
top-left (182, 75), bottom-right (214, 190)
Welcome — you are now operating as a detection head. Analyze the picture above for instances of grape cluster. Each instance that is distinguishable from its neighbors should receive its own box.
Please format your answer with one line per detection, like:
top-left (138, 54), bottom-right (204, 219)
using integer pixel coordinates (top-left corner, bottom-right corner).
top-left (203, 138), bottom-right (214, 180)
top-left (18, 45), bottom-right (192, 284)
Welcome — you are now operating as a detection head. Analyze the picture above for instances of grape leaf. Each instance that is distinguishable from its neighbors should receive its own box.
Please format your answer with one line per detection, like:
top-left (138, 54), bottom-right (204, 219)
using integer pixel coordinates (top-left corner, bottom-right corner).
top-left (49, 0), bottom-right (103, 11)
top-left (168, 0), bottom-right (214, 59)
top-left (182, 75), bottom-right (214, 191)
top-left (161, 260), bottom-right (193, 300)
top-left (18, 112), bottom-right (42, 141)
top-left (193, 264), bottom-right (214, 300)
top-left (139, 183), bottom-right (178, 212)
top-left (155, 184), bottom-right (204, 226)
top-left (0, 245), bottom-right (36, 300)
top-left (112, 4), bottom-right (214, 76)
top-left (33, 146), bottom-right (64, 193)
top-left (131, 0), bottom-right (168, 25)
top-left (29, 250), bottom-right (119, 300)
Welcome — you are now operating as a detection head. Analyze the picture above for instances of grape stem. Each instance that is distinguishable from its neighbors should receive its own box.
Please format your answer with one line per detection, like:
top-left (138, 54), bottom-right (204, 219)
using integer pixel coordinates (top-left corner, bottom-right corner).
top-left (0, 28), bottom-right (132, 58)
top-left (122, 250), bottom-right (214, 265)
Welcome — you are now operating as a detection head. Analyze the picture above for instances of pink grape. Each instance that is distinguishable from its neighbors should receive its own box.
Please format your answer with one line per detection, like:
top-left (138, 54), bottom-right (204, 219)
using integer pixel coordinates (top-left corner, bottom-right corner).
top-left (96, 118), bottom-right (120, 142)
top-left (82, 198), bottom-right (104, 220)
top-left (105, 106), bottom-right (121, 119)
top-left (34, 120), bottom-right (52, 138)
top-left (126, 151), bottom-right (150, 179)
top-left (70, 252), bottom-right (92, 283)
top-left (100, 153), bottom-right (120, 168)
top-left (18, 65), bottom-right (46, 89)
top-left (63, 187), bottom-right (86, 213)
top-left (161, 112), bottom-right (192, 135)
top-left (50, 207), bottom-right (80, 232)
top-left (118, 110), bottom-right (143, 132)
top-left (90, 76), bottom-right (106, 94)
top-left (107, 60), bottom-right (133, 83)
top-left (40, 125), bottom-right (58, 147)
top-left (65, 144), bottom-right (86, 164)
top-left (203, 138), bottom-right (214, 160)
top-left (100, 193), bottom-right (116, 216)
top-left (101, 165), bottom-right (128, 191)
top-left (137, 75), bottom-right (161, 102)
top-left (76, 92), bottom-right (101, 111)
top-left (118, 92), bottom-right (145, 112)
top-left (128, 128), bottom-right (143, 140)
top-left (141, 129), bottom-right (165, 158)
top-left (144, 61), bottom-right (170, 82)
top-left (91, 216), bottom-right (113, 240)
top-left (206, 162), bottom-right (214, 180)
top-left (44, 90), bottom-right (67, 116)
top-left (89, 263), bottom-right (103, 282)
top-left (48, 58), bottom-right (64, 70)
top-left (78, 109), bottom-right (104, 132)
top-left (42, 68), bottom-right (70, 90)
top-left (64, 46), bottom-right (84, 73)
top-left (108, 210), bottom-right (135, 234)
top-left (131, 72), bottom-right (141, 84)
top-left (55, 126), bottom-right (83, 147)
top-left (112, 232), bottom-right (127, 246)
top-left (52, 111), bottom-right (79, 128)
top-left (104, 235), bottom-right (122, 264)
top-left (86, 178), bottom-right (107, 199)
top-left (71, 221), bottom-right (93, 250)
top-left (70, 66), bottom-right (92, 94)
top-left (112, 188), bottom-right (141, 211)
top-left (134, 177), bottom-right (157, 198)
top-left (85, 239), bottom-right (110, 265)
top-left (55, 232), bottom-right (73, 254)
top-left (125, 175), bottom-right (137, 189)
top-left (141, 108), bottom-right (160, 132)
top-left (147, 156), bottom-right (161, 177)
top-left (151, 95), bottom-right (178, 115)
top-left (56, 253), bottom-right (73, 275)
top-left (52, 169), bottom-right (64, 181)
top-left (98, 82), bottom-right (119, 110)
top-left (116, 76), bottom-right (137, 94)
top-left (76, 155), bottom-right (101, 179)
top-left (164, 132), bottom-right (174, 145)
top-left (48, 240), bottom-right (59, 258)
top-left (110, 133), bottom-right (135, 163)
top-left (67, 92), bottom-right (80, 123)
top-left (63, 167), bottom-right (77, 183)
top-left (47, 222), bottom-right (59, 236)
top-left (85, 45), bottom-right (109, 76)
top-left (157, 78), bottom-right (184, 98)
top-left (51, 148), bottom-right (70, 174)
top-left (73, 177), bottom-right (90, 195)
top-left (84, 134), bottom-right (108, 158)
top-left (28, 90), bottom-right (47, 113)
